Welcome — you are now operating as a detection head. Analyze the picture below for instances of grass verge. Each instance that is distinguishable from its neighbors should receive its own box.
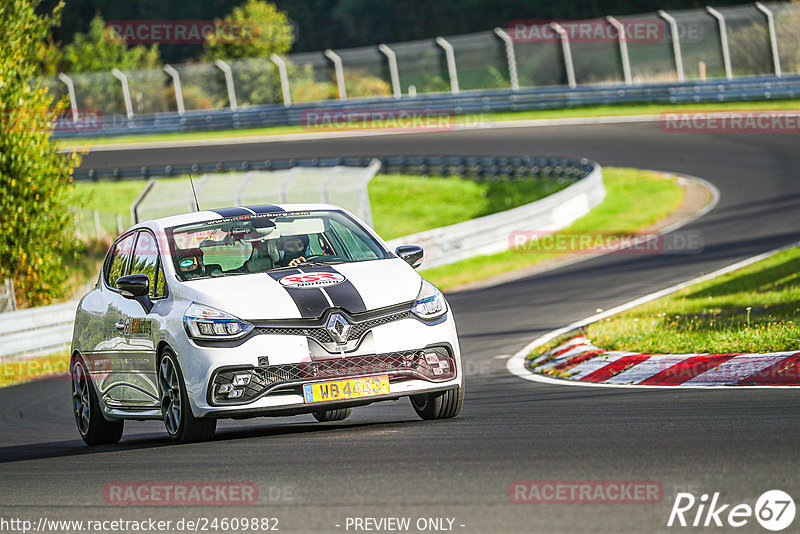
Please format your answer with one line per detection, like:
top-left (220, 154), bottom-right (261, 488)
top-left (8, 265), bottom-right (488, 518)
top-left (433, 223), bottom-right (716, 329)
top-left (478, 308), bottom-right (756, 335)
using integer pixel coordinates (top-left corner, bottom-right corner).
top-left (71, 173), bottom-right (569, 241)
top-left (58, 99), bottom-right (800, 147)
top-left (422, 167), bottom-right (684, 290)
top-left (582, 247), bottom-right (800, 354)
top-left (1, 353), bottom-right (70, 388)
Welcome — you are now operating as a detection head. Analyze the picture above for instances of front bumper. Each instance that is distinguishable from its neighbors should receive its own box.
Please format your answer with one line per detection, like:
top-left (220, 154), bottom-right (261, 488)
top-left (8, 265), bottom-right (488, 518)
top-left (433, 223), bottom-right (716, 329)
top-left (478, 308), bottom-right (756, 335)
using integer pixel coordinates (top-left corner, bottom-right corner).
top-left (179, 314), bottom-right (462, 418)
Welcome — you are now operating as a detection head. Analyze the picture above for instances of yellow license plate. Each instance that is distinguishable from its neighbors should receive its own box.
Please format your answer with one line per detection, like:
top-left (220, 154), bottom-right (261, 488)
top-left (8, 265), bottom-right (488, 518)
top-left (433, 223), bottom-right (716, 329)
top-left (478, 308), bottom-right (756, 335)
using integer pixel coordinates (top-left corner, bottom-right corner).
top-left (302, 375), bottom-right (390, 404)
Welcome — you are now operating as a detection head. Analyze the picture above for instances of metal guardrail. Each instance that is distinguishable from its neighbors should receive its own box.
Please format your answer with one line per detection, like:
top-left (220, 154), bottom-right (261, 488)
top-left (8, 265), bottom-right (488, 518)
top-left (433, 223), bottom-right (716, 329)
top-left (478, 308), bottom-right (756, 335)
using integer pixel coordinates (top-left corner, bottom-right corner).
top-left (6, 156), bottom-right (596, 359)
top-left (0, 301), bottom-right (78, 359)
top-left (387, 161), bottom-right (604, 269)
top-left (55, 74), bottom-right (800, 141)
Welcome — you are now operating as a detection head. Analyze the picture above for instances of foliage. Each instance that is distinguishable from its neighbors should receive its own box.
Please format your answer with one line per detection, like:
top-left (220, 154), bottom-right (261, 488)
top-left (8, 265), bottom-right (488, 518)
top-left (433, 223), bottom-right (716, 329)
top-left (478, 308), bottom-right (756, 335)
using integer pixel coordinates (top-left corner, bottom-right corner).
top-left (0, 0), bottom-right (82, 306)
top-left (61, 16), bottom-right (160, 73)
top-left (204, 0), bottom-right (294, 61)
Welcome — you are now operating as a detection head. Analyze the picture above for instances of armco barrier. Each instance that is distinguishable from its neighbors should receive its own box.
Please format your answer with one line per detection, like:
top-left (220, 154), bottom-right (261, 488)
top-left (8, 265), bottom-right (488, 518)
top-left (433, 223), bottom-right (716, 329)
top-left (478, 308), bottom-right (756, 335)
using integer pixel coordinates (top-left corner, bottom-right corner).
top-left (386, 162), bottom-right (604, 269)
top-left (0, 301), bottom-right (78, 359)
top-left (3, 156), bottom-right (598, 359)
top-left (53, 74), bottom-right (800, 140)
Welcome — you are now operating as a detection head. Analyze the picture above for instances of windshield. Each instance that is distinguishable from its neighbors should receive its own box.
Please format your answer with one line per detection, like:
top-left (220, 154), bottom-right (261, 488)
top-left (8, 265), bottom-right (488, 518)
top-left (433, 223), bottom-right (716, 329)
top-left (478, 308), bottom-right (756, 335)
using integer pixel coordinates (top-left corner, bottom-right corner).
top-left (167, 210), bottom-right (390, 281)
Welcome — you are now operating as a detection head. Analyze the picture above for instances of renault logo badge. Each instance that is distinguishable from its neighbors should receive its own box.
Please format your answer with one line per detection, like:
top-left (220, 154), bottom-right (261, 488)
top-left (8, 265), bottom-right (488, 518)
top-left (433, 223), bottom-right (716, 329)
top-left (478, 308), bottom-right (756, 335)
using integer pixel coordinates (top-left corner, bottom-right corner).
top-left (326, 313), bottom-right (351, 344)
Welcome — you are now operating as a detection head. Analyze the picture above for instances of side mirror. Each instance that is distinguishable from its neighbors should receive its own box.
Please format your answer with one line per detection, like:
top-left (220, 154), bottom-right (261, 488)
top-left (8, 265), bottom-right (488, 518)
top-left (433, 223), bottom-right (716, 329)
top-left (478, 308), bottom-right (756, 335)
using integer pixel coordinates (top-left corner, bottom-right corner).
top-left (116, 274), bottom-right (153, 312)
top-left (395, 245), bottom-right (423, 269)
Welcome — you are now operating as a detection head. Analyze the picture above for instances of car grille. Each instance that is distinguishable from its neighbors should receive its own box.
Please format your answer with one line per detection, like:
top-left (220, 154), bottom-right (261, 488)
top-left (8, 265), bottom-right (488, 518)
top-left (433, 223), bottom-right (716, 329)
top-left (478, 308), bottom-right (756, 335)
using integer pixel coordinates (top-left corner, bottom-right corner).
top-left (211, 347), bottom-right (455, 405)
top-left (257, 310), bottom-right (411, 344)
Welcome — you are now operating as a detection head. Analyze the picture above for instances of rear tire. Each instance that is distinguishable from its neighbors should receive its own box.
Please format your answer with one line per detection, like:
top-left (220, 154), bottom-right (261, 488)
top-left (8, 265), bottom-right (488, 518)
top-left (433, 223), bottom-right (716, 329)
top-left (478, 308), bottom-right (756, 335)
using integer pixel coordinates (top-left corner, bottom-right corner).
top-left (71, 356), bottom-right (124, 446)
top-left (159, 349), bottom-right (216, 443)
top-left (410, 386), bottom-right (464, 420)
top-left (313, 407), bottom-right (352, 422)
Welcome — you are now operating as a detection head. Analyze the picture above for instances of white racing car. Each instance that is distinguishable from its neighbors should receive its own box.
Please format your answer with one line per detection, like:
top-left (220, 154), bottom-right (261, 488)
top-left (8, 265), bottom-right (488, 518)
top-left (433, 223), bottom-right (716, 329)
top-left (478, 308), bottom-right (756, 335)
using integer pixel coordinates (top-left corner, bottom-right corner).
top-left (70, 204), bottom-right (463, 444)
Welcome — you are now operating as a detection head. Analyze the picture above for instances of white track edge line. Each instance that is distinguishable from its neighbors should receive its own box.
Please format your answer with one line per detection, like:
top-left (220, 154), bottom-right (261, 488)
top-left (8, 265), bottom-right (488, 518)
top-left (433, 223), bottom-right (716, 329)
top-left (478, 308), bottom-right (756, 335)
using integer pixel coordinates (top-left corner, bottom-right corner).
top-left (506, 231), bottom-right (800, 390)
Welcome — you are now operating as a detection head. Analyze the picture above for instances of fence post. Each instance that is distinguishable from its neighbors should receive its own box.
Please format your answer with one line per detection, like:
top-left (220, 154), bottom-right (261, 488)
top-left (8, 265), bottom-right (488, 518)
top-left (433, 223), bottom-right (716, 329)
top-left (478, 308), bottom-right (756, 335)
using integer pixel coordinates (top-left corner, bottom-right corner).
top-left (130, 179), bottom-right (156, 224)
top-left (435, 37), bottom-right (460, 94)
top-left (550, 23), bottom-right (577, 88)
top-left (706, 6), bottom-right (733, 80)
top-left (378, 44), bottom-right (402, 98)
top-left (214, 59), bottom-right (238, 110)
top-left (163, 64), bottom-right (185, 115)
top-left (606, 16), bottom-right (632, 85)
top-left (754, 2), bottom-right (782, 77)
top-left (324, 49), bottom-right (347, 100)
top-left (493, 28), bottom-right (520, 91)
top-left (658, 10), bottom-right (685, 82)
top-left (270, 54), bottom-right (292, 106)
top-left (57, 73), bottom-right (79, 122)
top-left (111, 68), bottom-right (134, 119)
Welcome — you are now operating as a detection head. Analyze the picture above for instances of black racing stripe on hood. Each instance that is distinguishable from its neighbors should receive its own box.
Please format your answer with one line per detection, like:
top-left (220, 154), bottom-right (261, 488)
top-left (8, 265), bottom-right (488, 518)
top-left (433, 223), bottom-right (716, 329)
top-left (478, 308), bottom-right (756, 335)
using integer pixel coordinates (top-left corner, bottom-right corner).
top-left (268, 269), bottom-right (330, 318)
top-left (246, 205), bottom-right (284, 214)
top-left (301, 264), bottom-right (367, 314)
top-left (209, 207), bottom-right (254, 217)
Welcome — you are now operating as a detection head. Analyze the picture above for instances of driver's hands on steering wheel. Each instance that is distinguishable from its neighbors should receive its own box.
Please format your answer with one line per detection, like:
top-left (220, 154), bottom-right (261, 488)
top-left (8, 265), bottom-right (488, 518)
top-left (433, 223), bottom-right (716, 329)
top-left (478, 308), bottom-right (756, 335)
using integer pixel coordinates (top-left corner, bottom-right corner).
top-left (288, 256), bottom-right (306, 267)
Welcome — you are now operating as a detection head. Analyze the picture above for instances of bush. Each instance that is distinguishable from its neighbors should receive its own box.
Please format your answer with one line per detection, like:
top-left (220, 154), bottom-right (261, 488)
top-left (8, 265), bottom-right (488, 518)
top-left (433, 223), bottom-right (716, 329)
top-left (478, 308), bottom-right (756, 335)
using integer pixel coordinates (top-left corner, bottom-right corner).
top-left (0, 0), bottom-right (83, 306)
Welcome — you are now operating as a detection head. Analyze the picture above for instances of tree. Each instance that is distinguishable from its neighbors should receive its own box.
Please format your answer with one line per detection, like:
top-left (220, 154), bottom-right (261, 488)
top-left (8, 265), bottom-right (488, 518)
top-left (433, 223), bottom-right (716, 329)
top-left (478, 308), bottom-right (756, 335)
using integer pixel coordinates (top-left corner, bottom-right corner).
top-left (0, 0), bottom-right (82, 306)
top-left (59, 16), bottom-right (163, 115)
top-left (204, 0), bottom-right (294, 60)
top-left (61, 15), bottom-right (160, 73)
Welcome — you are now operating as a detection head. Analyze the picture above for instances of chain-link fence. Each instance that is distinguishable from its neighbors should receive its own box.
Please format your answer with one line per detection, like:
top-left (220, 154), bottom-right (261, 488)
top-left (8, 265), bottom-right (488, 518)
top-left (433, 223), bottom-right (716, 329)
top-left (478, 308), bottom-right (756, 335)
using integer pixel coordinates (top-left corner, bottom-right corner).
top-left (132, 160), bottom-right (381, 227)
top-left (40, 2), bottom-right (800, 122)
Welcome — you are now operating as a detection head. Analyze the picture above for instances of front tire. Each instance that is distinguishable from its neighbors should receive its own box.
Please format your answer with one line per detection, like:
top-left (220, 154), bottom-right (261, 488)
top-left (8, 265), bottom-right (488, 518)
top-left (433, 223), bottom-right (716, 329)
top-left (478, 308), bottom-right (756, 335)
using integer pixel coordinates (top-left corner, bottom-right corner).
top-left (410, 386), bottom-right (464, 420)
top-left (313, 407), bottom-right (352, 422)
top-left (159, 350), bottom-right (216, 443)
top-left (71, 356), bottom-right (124, 446)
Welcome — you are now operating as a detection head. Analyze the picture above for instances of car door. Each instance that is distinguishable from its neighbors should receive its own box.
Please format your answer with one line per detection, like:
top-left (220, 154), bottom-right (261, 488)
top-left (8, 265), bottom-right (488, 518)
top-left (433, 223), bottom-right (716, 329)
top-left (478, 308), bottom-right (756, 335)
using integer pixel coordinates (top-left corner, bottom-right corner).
top-left (112, 229), bottom-right (165, 408)
top-left (94, 231), bottom-right (136, 406)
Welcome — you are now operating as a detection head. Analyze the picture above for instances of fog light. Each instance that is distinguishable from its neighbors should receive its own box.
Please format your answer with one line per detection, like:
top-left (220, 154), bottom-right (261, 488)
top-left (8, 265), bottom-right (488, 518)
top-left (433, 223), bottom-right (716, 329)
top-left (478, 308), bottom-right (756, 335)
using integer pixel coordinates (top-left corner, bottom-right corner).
top-left (228, 389), bottom-right (244, 399)
top-left (433, 368), bottom-right (444, 376)
top-left (232, 373), bottom-right (251, 386)
top-left (424, 353), bottom-right (439, 365)
top-left (218, 383), bottom-right (234, 394)
top-left (439, 360), bottom-right (450, 369)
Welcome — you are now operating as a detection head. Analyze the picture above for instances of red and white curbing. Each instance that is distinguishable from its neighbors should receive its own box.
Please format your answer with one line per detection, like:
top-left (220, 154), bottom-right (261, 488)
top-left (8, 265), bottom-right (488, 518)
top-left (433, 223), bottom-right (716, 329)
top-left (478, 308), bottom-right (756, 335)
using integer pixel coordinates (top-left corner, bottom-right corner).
top-left (530, 335), bottom-right (800, 386)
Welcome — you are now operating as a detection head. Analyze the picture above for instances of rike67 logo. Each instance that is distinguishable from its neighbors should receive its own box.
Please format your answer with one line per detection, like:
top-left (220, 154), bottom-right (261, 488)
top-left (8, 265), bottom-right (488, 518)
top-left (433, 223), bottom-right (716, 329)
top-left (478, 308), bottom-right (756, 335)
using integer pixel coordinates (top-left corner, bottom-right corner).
top-left (668, 490), bottom-right (795, 531)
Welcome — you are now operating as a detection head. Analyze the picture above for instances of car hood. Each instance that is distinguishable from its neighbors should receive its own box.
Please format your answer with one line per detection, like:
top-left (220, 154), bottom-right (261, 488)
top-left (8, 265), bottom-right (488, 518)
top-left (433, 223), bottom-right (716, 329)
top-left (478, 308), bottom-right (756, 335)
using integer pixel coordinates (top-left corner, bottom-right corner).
top-left (174, 258), bottom-right (422, 320)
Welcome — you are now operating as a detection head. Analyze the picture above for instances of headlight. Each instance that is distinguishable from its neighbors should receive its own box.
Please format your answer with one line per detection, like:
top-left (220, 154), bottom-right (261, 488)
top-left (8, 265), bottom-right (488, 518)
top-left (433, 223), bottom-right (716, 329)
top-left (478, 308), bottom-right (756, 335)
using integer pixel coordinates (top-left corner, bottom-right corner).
top-left (411, 280), bottom-right (448, 320)
top-left (184, 303), bottom-right (254, 341)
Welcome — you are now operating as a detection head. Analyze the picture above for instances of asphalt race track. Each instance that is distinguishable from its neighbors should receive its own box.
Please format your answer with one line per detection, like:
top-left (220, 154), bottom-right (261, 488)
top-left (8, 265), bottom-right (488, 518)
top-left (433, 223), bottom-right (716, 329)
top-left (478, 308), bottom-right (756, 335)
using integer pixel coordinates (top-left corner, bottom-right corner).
top-left (2, 122), bottom-right (799, 533)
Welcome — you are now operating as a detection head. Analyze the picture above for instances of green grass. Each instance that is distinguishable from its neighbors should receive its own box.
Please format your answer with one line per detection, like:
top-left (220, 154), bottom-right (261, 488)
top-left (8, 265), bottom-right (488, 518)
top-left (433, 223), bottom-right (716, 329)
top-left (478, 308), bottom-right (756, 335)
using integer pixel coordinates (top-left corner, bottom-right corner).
top-left (583, 247), bottom-right (800, 354)
top-left (58, 99), bottom-right (800, 147)
top-left (71, 173), bottom-right (569, 241)
top-left (421, 167), bottom-right (684, 289)
top-left (1, 353), bottom-right (70, 388)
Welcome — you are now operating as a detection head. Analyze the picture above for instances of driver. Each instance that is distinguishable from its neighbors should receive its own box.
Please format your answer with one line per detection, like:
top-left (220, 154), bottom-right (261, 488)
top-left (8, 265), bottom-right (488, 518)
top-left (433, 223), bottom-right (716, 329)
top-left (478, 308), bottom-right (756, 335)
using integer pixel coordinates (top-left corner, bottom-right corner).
top-left (275, 234), bottom-right (310, 268)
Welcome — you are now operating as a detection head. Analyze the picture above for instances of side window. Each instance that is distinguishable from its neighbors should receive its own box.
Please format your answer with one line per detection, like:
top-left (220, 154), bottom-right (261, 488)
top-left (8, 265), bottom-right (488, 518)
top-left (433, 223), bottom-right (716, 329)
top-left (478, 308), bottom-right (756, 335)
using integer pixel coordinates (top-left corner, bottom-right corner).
top-left (106, 233), bottom-right (136, 289)
top-left (130, 231), bottom-right (162, 298)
